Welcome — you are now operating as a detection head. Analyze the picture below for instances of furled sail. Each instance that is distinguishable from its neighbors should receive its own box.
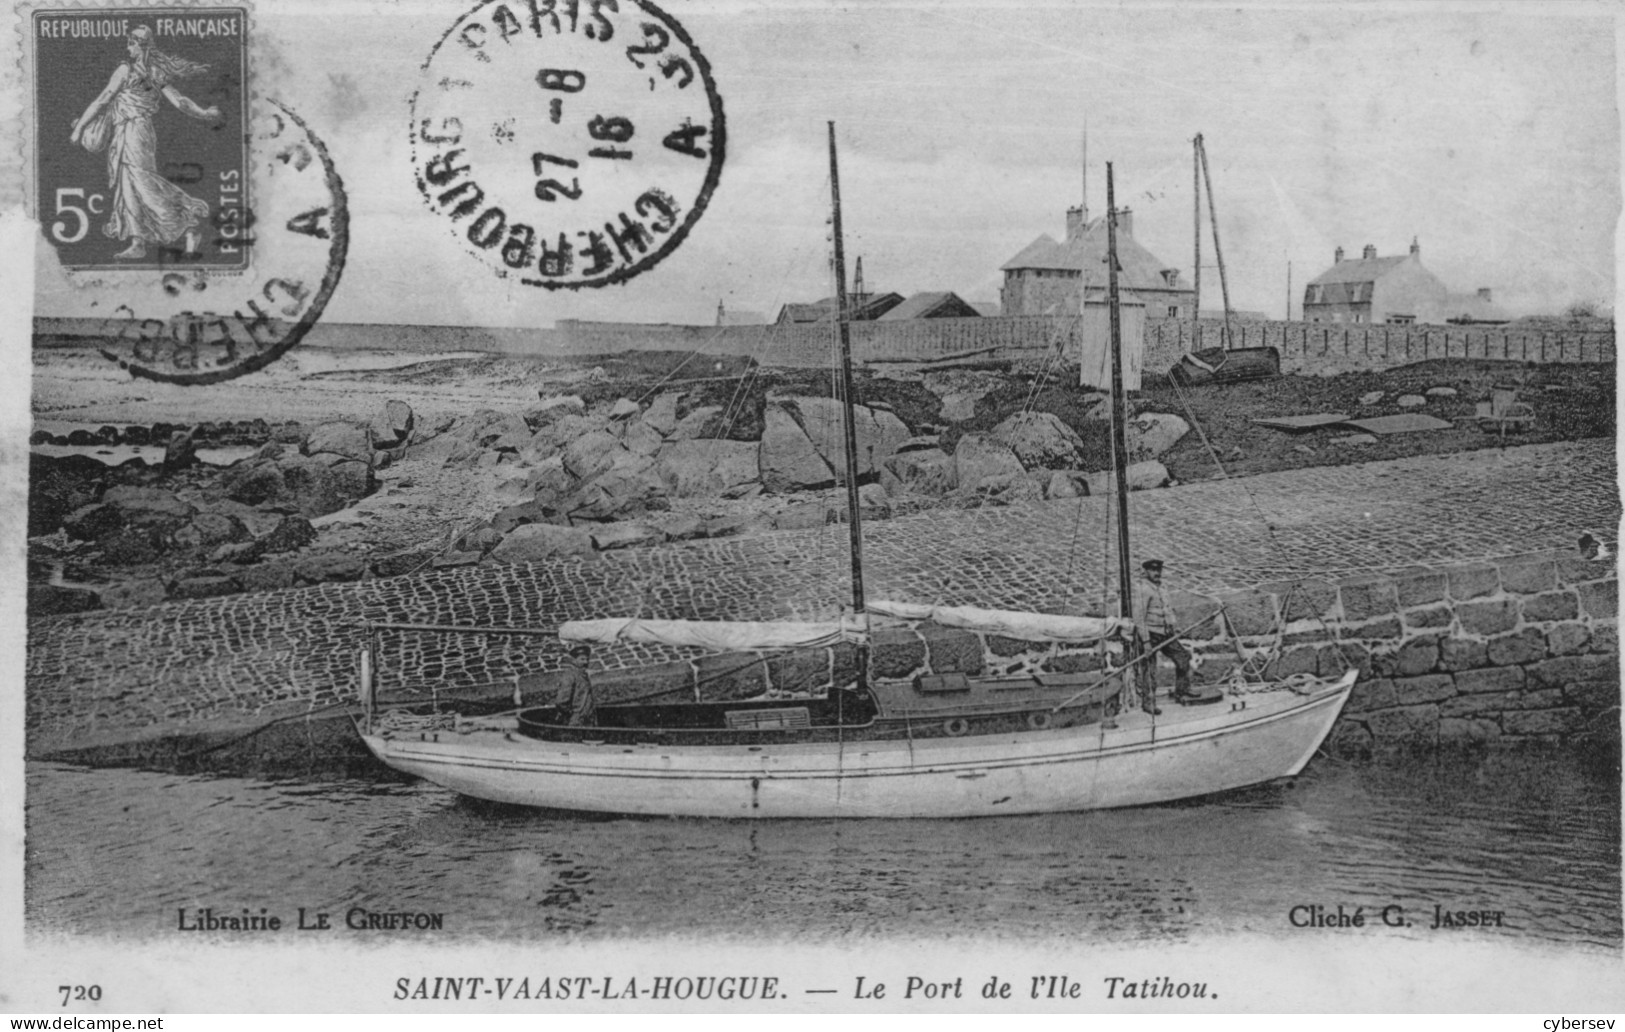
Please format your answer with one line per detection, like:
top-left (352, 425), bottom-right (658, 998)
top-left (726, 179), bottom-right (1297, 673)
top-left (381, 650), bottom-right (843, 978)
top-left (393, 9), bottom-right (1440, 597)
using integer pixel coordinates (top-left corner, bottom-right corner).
top-left (559, 616), bottom-right (866, 651)
top-left (868, 600), bottom-right (1131, 642)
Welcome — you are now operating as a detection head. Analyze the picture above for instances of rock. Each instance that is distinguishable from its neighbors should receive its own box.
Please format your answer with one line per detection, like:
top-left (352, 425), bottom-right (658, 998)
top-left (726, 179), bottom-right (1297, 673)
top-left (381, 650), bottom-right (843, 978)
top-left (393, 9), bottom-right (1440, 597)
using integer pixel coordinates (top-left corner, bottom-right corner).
top-left (475, 413), bottom-right (532, 448)
top-left (657, 439), bottom-right (761, 497)
top-left (490, 502), bottom-right (551, 536)
top-left (1125, 412), bottom-right (1190, 463)
top-left (525, 457), bottom-right (577, 508)
top-left (1425, 386), bottom-right (1458, 398)
top-left (99, 526), bottom-right (164, 564)
top-left (758, 406), bottom-right (834, 492)
top-left (220, 460), bottom-right (287, 506)
top-left (621, 419), bottom-right (665, 457)
top-left (1084, 461), bottom-right (1169, 494)
top-left (123, 425), bottom-right (152, 446)
top-left (174, 512), bottom-right (247, 552)
top-left (1045, 471), bottom-right (1087, 499)
top-left (1332, 434), bottom-right (1379, 446)
top-left (28, 582), bottom-right (102, 616)
top-left (1359, 391), bottom-right (1384, 406)
top-left (775, 502), bottom-right (830, 530)
top-left (1125, 460), bottom-right (1170, 490)
top-left (303, 420), bottom-right (374, 464)
top-left (721, 482), bottom-right (764, 500)
top-left (702, 515), bottom-right (750, 539)
top-left (276, 455), bottom-right (374, 516)
top-left (260, 515), bottom-right (318, 554)
top-left (953, 433), bottom-right (1024, 490)
top-left (533, 394), bottom-right (586, 418)
top-left (1293, 445), bottom-right (1314, 455)
top-left (653, 512), bottom-right (706, 541)
top-left (370, 400), bottom-right (415, 448)
top-left (169, 574), bottom-right (241, 600)
top-left (937, 392), bottom-right (979, 423)
top-left (488, 523), bottom-right (596, 562)
top-left (991, 411), bottom-right (1086, 470)
top-left (459, 524), bottom-right (507, 553)
top-left (101, 485), bottom-right (195, 524)
top-left (669, 406), bottom-right (725, 441)
top-left (209, 540), bottom-right (265, 564)
top-left (432, 551), bottom-right (485, 569)
top-left (293, 553), bottom-right (367, 584)
top-left (563, 467), bottom-right (668, 521)
top-left (562, 430), bottom-right (625, 481)
top-left (590, 523), bottom-right (664, 550)
top-left (883, 449), bottom-right (956, 496)
top-left (607, 398), bottom-right (641, 420)
top-left (163, 427), bottom-right (198, 470)
top-left (66, 428), bottom-right (97, 447)
top-left (642, 392), bottom-right (683, 436)
top-left (1396, 394), bottom-right (1426, 409)
top-left (97, 578), bottom-right (168, 609)
top-left (896, 435), bottom-right (940, 453)
top-left (785, 397), bottom-right (912, 481)
top-left (236, 562), bottom-right (296, 592)
top-left (489, 425), bottom-right (535, 452)
top-left (62, 503), bottom-right (124, 542)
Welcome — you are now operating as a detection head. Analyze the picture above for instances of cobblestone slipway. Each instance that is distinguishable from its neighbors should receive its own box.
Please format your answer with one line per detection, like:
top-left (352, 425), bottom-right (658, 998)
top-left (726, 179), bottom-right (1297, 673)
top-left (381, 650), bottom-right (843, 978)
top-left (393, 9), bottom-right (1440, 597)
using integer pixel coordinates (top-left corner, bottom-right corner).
top-left (26, 440), bottom-right (1619, 754)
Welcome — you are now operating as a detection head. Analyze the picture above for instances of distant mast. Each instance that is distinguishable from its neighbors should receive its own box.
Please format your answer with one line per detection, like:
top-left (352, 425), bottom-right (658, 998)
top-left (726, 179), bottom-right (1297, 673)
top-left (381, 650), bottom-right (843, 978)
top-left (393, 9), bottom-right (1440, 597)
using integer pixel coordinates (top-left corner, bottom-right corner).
top-left (827, 121), bottom-right (866, 618)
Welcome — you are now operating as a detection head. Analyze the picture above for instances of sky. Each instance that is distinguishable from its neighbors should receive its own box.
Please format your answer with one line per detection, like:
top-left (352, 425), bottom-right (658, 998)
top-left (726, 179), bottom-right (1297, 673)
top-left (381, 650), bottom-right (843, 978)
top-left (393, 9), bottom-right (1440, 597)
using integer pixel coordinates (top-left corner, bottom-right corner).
top-left (27, 0), bottom-right (1622, 328)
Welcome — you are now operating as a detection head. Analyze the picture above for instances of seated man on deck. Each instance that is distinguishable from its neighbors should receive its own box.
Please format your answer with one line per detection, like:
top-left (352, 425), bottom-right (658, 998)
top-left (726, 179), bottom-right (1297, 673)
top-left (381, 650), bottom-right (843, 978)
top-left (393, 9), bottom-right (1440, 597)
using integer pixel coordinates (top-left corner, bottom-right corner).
top-left (1132, 558), bottom-right (1192, 711)
top-left (555, 643), bottom-right (598, 726)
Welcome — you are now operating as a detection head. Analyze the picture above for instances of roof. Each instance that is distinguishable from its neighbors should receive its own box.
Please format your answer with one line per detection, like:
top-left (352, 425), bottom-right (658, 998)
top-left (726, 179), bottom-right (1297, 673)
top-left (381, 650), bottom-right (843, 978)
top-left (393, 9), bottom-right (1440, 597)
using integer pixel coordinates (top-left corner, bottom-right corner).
top-left (1000, 218), bottom-right (1187, 295)
top-left (1308, 255), bottom-right (1408, 286)
top-left (877, 292), bottom-right (983, 321)
top-left (776, 292), bottom-right (904, 324)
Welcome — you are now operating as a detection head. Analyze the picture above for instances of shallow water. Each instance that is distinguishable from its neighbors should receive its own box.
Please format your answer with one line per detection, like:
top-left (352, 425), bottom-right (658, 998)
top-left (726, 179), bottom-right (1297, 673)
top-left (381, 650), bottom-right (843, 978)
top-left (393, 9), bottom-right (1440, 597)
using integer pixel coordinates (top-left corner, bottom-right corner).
top-left (24, 752), bottom-right (1620, 948)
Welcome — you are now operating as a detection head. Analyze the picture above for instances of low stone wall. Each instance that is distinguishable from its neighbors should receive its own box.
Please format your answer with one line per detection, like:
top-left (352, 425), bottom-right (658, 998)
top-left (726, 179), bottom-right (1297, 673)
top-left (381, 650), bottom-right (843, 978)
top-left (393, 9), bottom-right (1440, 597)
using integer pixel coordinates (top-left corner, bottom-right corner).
top-left (561, 548), bottom-right (1617, 754)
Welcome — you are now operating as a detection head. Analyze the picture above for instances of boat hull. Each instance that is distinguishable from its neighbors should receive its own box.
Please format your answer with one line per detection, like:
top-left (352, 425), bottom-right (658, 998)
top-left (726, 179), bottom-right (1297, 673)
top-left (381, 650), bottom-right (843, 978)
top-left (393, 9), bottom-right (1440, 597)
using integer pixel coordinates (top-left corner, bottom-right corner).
top-left (359, 671), bottom-right (1356, 818)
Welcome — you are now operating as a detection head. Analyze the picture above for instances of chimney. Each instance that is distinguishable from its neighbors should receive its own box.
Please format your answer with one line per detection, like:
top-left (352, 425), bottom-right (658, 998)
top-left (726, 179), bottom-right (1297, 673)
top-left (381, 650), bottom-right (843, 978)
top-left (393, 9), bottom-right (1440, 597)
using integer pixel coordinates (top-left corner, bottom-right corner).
top-left (1477, 288), bottom-right (1492, 302)
top-left (1410, 236), bottom-right (1420, 257)
top-left (1334, 246), bottom-right (1344, 264)
top-left (1362, 244), bottom-right (1377, 259)
top-left (1065, 205), bottom-right (1085, 240)
top-left (1117, 206), bottom-right (1134, 238)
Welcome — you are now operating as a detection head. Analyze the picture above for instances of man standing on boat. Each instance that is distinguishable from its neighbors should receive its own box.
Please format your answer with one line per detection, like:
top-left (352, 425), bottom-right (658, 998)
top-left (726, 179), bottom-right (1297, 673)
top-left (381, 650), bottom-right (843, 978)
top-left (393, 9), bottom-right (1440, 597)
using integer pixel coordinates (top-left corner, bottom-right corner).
top-left (1132, 559), bottom-right (1192, 711)
top-left (556, 643), bottom-right (598, 726)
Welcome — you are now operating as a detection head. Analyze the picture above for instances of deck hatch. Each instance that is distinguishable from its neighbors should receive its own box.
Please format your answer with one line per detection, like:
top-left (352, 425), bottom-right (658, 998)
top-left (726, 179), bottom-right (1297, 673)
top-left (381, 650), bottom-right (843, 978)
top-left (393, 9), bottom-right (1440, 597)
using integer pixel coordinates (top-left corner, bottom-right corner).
top-left (724, 707), bottom-right (812, 730)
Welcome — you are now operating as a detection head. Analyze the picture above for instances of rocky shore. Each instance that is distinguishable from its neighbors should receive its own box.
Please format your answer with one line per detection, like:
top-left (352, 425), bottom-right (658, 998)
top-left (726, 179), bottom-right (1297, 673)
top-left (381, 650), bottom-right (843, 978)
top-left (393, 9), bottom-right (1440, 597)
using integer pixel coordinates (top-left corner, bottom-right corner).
top-left (26, 346), bottom-right (1615, 617)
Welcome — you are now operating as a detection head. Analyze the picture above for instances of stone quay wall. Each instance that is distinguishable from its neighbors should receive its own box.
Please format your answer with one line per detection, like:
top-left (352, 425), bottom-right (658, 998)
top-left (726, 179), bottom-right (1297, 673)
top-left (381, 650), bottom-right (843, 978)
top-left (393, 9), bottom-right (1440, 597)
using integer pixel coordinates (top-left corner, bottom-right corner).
top-left (564, 547), bottom-right (1618, 755)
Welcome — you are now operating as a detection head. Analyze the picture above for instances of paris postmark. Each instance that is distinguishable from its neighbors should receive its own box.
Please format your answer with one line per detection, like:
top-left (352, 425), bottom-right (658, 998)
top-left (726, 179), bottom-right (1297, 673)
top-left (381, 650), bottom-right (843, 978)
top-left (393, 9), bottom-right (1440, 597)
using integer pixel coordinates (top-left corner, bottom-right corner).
top-left (411, 0), bottom-right (726, 290)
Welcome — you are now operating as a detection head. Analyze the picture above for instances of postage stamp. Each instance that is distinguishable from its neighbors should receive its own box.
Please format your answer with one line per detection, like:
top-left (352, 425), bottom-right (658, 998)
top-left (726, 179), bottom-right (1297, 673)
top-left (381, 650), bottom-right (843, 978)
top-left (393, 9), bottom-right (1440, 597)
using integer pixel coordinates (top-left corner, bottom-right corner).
top-left (32, 6), bottom-right (250, 271)
top-left (411, 0), bottom-right (726, 290)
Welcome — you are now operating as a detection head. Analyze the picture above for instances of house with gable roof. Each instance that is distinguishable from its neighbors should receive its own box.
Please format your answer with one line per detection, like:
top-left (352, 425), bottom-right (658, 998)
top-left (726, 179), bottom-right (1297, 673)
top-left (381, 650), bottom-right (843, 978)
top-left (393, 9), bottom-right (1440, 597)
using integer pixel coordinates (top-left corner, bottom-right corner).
top-left (999, 205), bottom-right (1194, 319)
top-left (1303, 240), bottom-right (1507, 325)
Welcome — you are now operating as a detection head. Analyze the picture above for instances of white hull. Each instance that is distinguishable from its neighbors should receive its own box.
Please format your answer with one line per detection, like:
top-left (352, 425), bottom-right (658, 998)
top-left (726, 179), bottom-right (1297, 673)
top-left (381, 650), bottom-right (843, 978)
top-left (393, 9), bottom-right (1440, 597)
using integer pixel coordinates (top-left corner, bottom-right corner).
top-left (360, 671), bottom-right (1356, 818)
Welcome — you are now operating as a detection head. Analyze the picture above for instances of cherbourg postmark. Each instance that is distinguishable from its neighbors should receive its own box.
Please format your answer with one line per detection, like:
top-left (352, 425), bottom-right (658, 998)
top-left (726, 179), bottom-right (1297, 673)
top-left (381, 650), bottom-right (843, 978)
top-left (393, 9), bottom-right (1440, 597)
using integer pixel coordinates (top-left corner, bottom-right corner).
top-left (411, 0), bottom-right (726, 289)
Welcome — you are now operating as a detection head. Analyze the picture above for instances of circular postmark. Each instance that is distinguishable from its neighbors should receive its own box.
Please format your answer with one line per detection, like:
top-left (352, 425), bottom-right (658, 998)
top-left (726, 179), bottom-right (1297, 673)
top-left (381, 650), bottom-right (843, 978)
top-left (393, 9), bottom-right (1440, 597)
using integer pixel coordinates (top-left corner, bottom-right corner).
top-left (94, 99), bottom-right (350, 385)
top-left (410, 0), bottom-right (726, 290)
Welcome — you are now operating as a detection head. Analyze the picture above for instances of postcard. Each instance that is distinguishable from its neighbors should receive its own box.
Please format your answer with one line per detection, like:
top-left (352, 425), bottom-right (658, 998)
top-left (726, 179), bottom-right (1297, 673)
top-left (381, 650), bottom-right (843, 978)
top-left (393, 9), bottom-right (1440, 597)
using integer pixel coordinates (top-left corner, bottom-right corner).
top-left (3, 0), bottom-right (1621, 1015)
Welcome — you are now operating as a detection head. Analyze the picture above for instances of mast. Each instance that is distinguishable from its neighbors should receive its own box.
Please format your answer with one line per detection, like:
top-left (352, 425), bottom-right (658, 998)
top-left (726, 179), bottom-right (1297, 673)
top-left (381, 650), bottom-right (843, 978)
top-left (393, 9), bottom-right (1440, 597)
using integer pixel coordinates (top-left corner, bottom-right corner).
top-left (827, 122), bottom-right (866, 618)
top-left (1106, 164), bottom-right (1134, 621)
top-left (1196, 134), bottom-right (1235, 350)
top-left (1192, 135), bottom-right (1201, 333)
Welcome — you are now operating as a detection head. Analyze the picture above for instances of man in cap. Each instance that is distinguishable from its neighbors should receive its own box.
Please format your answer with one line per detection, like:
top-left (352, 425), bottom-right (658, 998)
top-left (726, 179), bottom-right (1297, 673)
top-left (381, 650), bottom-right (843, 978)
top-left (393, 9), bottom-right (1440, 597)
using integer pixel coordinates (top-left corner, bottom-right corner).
top-left (1132, 558), bottom-right (1192, 712)
top-left (555, 642), bottom-right (598, 726)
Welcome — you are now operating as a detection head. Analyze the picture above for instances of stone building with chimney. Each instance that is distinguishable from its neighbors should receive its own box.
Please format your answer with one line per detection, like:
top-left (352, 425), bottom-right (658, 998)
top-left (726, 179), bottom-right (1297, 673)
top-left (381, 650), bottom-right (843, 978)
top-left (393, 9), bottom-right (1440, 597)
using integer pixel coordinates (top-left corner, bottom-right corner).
top-left (999, 205), bottom-right (1195, 319)
top-left (1303, 240), bottom-right (1507, 325)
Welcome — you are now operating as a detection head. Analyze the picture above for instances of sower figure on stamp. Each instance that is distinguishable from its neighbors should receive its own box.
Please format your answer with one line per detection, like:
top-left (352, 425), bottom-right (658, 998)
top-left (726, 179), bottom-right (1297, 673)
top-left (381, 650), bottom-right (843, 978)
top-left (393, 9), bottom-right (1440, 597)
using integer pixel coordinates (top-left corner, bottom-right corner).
top-left (1132, 558), bottom-right (1192, 712)
top-left (69, 25), bottom-right (221, 260)
top-left (555, 643), bottom-right (598, 727)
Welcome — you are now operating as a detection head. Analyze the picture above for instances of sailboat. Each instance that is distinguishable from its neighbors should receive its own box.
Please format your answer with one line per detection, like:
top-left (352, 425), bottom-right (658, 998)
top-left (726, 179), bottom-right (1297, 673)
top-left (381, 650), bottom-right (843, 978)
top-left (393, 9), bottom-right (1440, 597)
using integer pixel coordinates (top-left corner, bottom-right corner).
top-left (355, 126), bottom-right (1356, 818)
